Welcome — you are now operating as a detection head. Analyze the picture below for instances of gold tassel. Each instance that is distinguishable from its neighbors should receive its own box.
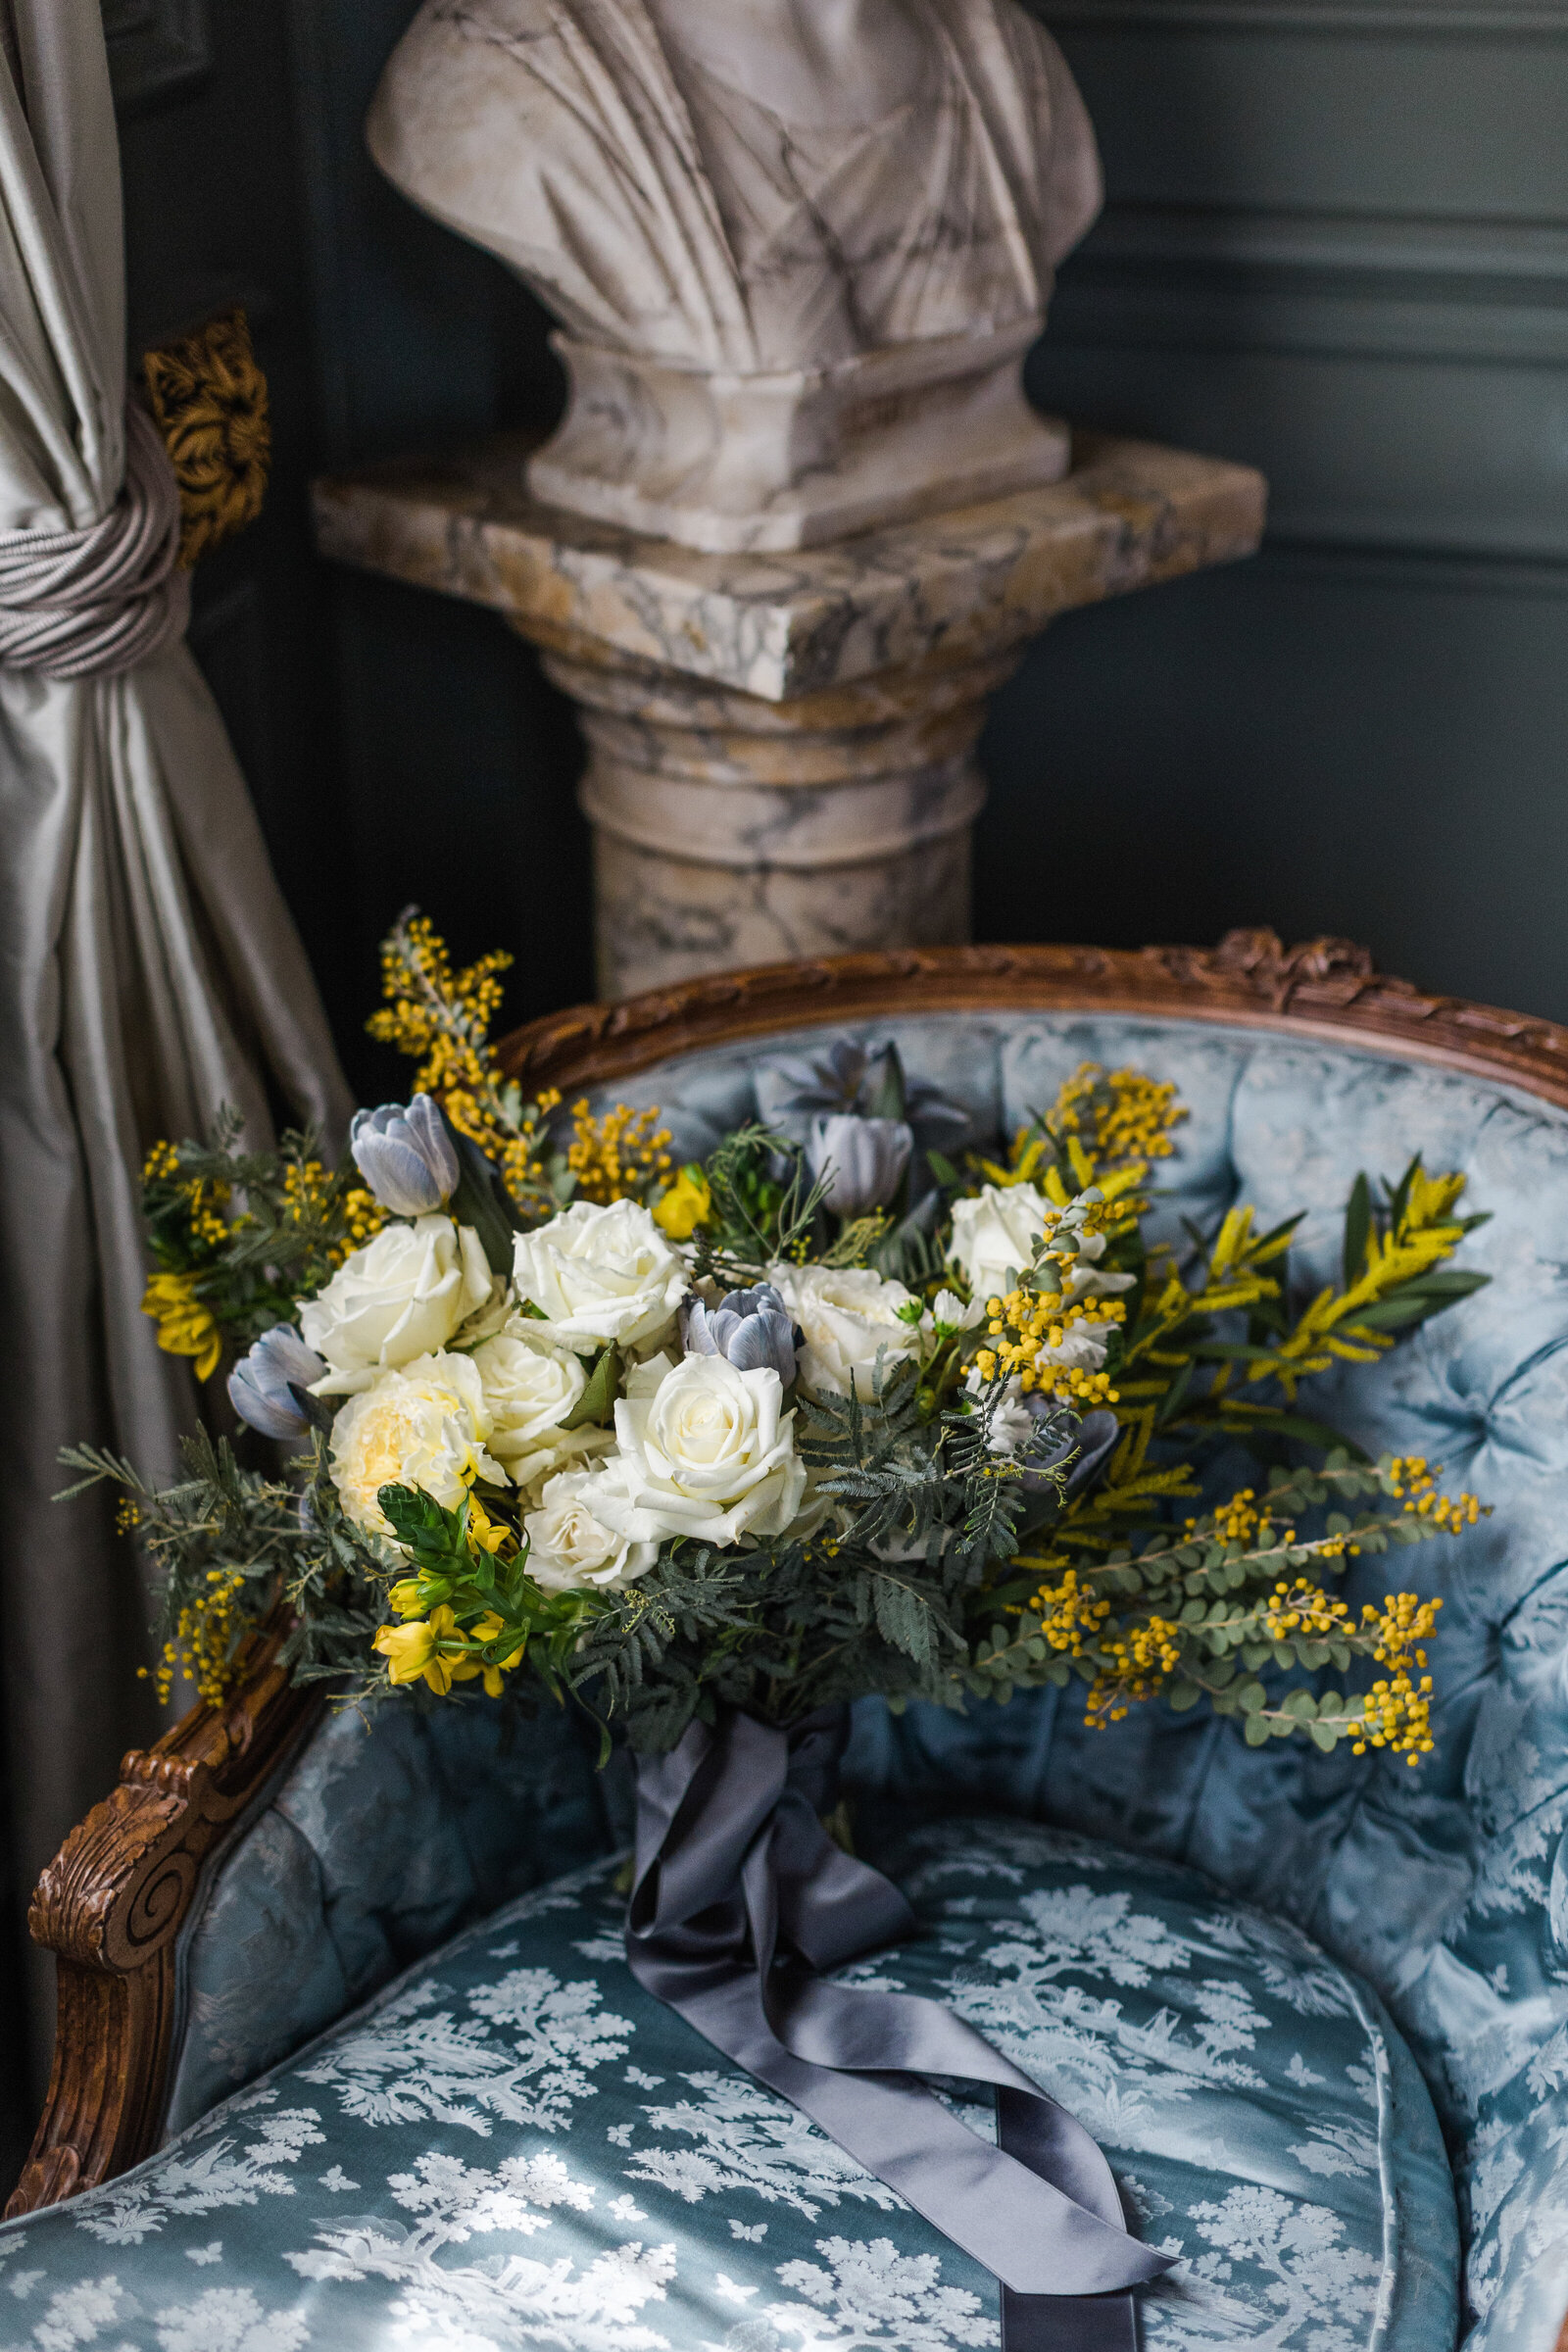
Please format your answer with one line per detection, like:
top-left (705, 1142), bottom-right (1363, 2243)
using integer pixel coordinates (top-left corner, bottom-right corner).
top-left (142, 308), bottom-right (270, 568)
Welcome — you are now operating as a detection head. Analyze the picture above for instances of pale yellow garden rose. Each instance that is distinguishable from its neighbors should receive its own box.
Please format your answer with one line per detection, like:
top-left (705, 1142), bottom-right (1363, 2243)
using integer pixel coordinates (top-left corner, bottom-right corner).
top-left (303, 1213), bottom-right (491, 1394)
top-left (328, 1350), bottom-right (507, 1541)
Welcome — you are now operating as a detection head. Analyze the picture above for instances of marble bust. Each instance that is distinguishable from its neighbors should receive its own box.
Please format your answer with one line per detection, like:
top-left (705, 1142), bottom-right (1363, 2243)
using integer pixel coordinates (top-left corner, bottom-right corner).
top-left (368, 0), bottom-right (1102, 550)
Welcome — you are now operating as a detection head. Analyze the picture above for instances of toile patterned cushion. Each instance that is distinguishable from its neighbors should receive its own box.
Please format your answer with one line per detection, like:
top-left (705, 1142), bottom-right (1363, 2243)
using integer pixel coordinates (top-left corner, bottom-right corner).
top-left (0, 1814), bottom-right (1456, 2352)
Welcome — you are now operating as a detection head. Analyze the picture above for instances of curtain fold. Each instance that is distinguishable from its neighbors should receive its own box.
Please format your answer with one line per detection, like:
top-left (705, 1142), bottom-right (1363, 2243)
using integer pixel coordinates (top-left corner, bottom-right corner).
top-left (0, 0), bottom-right (354, 2109)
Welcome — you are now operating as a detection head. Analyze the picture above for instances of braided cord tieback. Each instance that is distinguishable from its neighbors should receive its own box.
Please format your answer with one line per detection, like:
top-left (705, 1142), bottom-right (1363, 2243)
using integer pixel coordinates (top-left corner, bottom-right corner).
top-left (0, 308), bottom-right (270, 682)
top-left (0, 402), bottom-right (187, 680)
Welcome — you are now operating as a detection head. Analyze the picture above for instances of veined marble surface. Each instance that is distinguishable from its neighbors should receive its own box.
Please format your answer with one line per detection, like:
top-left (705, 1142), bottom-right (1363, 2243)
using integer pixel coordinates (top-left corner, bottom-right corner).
top-left (313, 429), bottom-right (1265, 702)
top-left (367, 0), bottom-right (1102, 548)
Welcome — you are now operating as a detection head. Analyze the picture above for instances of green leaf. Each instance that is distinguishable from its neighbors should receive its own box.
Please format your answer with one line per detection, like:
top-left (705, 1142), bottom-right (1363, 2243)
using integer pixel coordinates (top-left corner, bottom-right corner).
top-left (440, 1109), bottom-right (524, 1277)
top-left (862, 1043), bottom-right (907, 1122)
top-left (1308, 1720), bottom-right (1341, 1752)
top-left (377, 1482), bottom-right (468, 1568)
top-left (1282, 1688), bottom-right (1318, 1718)
top-left (1343, 1171), bottom-right (1371, 1288)
top-left (871, 1573), bottom-right (938, 1664)
top-left (1243, 1713), bottom-right (1271, 1745)
top-left (1236, 1678), bottom-right (1266, 1716)
top-left (562, 1347), bottom-right (620, 1432)
top-left (1167, 1679), bottom-right (1201, 1712)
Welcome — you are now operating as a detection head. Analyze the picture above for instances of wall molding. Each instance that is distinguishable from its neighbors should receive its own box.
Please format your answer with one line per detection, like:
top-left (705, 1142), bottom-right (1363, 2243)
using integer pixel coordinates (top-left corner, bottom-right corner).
top-left (1048, 1), bottom-right (1568, 36)
top-left (1255, 540), bottom-right (1568, 592)
top-left (1054, 204), bottom-right (1568, 367)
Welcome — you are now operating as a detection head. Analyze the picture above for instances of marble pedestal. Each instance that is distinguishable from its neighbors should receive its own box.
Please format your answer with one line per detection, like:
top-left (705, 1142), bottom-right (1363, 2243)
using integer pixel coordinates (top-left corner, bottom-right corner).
top-left (314, 432), bottom-right (1264, 997)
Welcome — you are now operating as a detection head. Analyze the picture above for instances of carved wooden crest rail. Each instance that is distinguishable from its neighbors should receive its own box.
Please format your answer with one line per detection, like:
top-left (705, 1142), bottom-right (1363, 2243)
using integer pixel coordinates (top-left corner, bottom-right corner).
top-left (497, 929), bottom-right (1568, 1111)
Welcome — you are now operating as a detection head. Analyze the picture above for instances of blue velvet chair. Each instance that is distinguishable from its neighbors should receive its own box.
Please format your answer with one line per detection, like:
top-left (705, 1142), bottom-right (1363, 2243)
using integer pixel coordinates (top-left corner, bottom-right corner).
top-left (8, 934), bottom-right (1567, 2352)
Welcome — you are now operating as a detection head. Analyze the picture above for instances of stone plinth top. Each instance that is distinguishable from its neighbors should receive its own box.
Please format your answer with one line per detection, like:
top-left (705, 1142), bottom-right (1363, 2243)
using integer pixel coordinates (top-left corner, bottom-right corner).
top-left (313, 431), bottom-right (1265, 703)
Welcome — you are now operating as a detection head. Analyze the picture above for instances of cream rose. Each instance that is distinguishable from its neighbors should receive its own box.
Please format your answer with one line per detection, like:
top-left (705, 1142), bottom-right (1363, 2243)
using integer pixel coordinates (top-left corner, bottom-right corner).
top-left (589, 1352), bottom-right (806, 1546)
top-left (948, 1183), bottom-right (1052, 1300)
top-left (470, 1325), bottom-right (588, 1462)
top-left (511, 1198), bottom-right (686, 1355)
top-left (948, 1184), bottom-right (1134, 1307)
top-left (523, 1466), bottom-right (659, 1594)
top-left (767, 1261), bottom-right (920, 1399)
top-left (503, 1423), bottom-right (617, 1510)
top-left (303, 1213), bottom-right (492, 1395)
top-left (328, 1351), bottom-right (507, 1541)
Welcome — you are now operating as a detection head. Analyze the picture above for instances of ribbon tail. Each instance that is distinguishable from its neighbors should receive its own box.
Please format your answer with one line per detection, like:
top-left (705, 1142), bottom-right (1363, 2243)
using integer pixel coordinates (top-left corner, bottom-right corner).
top-left (627, 1714), bottom-right (1172, 2319)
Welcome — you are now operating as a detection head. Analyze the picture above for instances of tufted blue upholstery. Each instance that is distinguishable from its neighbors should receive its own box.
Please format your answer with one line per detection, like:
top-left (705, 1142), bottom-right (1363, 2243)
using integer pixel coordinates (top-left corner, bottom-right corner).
top-left (6, 1010), bottom-right (1566, 2350)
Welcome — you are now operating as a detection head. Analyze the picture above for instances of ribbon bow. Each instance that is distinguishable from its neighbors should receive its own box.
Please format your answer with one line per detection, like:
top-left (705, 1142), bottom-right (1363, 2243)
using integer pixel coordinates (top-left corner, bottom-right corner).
top-left (627, 1707), bottom-right (1171, 2349)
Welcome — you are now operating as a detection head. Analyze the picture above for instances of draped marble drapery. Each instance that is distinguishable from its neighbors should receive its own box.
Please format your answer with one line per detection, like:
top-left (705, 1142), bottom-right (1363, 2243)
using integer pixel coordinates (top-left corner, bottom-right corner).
top-left (0, 0), bottom-right (352, 2098)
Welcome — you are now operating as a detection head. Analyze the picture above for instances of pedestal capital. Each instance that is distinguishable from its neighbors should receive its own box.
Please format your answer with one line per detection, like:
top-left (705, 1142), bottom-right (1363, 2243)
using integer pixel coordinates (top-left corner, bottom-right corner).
top-left (313, 430), bottom-right (1264, 704)
top-left (313, 429), bottom-right (1264, 995)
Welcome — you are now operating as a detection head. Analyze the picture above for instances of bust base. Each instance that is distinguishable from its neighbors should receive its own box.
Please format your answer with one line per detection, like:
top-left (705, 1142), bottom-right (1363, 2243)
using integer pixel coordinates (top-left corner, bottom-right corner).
top-left (526, 320), bottom-right (1069, 555)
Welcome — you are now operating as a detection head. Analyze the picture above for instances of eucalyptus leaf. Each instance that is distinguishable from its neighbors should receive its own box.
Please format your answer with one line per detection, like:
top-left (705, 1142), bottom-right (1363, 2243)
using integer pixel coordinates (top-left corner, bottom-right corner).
top-left (562, 1347), bottom-right (620, 1432)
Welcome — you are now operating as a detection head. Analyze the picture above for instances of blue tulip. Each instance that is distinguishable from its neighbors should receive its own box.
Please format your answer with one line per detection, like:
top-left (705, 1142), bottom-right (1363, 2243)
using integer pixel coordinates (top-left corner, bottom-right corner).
top-left (228, 1326), bottom-right (327, 1442)
top-left (349, 1093), bottom-right (460, 1216)
top-left (806, 1114), bottom-right (912, 1218)
top-left (683, 1283), bottom-right (800, 1384)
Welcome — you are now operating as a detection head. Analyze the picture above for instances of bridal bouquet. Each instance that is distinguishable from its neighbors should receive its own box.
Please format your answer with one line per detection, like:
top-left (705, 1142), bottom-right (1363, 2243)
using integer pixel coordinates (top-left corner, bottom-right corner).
top-left (72, 913), bottom-right (1489, 1772)
top-left (67, 915), bottom-right (1499, 2320)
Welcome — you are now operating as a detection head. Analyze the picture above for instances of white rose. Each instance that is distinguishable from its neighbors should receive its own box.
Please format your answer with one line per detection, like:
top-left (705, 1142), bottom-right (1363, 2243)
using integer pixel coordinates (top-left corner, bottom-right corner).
top-left (948, 1185), bottom-right (1135, 1306)
top-left (470, 1324), bottom-right (588, 1463)
top-left (948, 1183), bottom-right (1052, 1300)
top-left (504, 1423), bottom-right (617, 1510)
top-left (329, 1351), bottom-right (507, 1540)
top-left (303, 1214), bottom-right (492, 1394)
top-left (768, 1261), bottom-right (920, 1399)
top-left (512, 1198), bottom-right (686, 1355)
top-left (524, 1467), bottom-right (659, 1594)
top-left (590, 1352), bottom-right (806, 1546)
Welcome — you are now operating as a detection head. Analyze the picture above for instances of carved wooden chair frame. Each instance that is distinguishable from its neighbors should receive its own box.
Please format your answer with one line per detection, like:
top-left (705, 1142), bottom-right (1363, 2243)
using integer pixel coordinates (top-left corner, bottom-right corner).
top-left (17, 930), bottom-right (1568, 2236)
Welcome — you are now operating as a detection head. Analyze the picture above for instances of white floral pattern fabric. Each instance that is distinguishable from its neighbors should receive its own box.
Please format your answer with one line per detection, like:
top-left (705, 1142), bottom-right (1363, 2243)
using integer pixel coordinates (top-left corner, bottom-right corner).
top-left (0, 1818), bottom-right (1454, 2350)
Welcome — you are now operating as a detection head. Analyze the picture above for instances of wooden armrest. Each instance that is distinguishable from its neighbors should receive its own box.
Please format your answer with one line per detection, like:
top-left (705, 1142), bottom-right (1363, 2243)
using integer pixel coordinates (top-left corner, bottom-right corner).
top-left (6, 1615), bottom-right (322, 2216)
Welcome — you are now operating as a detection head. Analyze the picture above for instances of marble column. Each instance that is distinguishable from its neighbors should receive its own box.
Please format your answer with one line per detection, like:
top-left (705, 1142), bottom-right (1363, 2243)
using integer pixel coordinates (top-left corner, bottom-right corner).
top-left (314, 431), bottom-right (1264, 996)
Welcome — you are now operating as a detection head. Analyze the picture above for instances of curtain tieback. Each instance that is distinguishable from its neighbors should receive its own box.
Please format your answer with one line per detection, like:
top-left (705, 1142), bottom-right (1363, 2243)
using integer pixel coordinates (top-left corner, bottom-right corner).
top-left (0, 401), bottom-right (188, 680)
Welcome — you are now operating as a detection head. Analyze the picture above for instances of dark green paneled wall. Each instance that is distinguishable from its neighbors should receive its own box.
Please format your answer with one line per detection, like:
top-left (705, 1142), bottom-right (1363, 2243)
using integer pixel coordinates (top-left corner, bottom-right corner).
top-left (276, 0), bottom-right (1568, 1067)
top-left (1002, 0), bottom-right (1568, 1017)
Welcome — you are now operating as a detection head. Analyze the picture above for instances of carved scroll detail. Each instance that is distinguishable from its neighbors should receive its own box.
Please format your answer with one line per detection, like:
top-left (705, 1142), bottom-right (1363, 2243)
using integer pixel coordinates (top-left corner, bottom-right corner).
top-left (497, 932), bottom-right (1568, 1111)
top-left (7, 1615), bottom-right (320, 2217)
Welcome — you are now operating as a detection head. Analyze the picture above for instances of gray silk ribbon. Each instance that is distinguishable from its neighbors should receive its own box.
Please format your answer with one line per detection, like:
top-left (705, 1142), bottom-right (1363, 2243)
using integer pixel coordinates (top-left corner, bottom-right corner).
top-left (626, 1708), bottom-right (1172, 2348)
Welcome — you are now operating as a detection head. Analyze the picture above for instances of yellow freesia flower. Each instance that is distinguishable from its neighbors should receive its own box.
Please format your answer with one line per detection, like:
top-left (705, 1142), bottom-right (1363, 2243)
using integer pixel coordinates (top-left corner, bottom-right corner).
top-left (373, 1601), bottom-right (460, 1694)
top-left (466, 1495), bottom-right (511, 1556)
top-left (141, 1270), bottom-right (222, 1382)
top-left (387, 1579), bottom-right (425, 1618)
top-left (653, 1164), bottom-right (711, 1240)
top-left (451, 1609), bottom-right (526, 1698)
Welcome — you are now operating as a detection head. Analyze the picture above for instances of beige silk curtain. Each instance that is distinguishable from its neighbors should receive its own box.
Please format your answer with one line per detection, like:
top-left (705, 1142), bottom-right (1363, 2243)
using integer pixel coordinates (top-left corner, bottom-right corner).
top-left (0, 0), bottom-right (353, 2088)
